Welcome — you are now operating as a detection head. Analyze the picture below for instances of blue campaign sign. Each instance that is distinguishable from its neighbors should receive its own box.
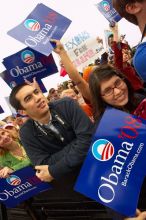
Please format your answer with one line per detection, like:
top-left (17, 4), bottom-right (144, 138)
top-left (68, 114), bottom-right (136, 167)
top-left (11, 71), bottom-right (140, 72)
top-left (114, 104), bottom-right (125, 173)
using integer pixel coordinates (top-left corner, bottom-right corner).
top-left (95, 0), bottom-right (121, 23)
top-left (7, 3), bottom-right (72, 56)
top-left (0, 166), bottom-right (52, 208)
top-left (1, 47), bottom-right (58, 92)
top-left (75, 108), bottom-right (146, 217)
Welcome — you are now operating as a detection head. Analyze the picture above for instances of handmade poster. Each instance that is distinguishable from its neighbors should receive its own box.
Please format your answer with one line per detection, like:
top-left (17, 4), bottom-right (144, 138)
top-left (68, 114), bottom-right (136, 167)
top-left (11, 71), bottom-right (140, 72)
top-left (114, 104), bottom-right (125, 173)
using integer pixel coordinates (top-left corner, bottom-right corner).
top-left (63, 31), bottom-right (105, 72)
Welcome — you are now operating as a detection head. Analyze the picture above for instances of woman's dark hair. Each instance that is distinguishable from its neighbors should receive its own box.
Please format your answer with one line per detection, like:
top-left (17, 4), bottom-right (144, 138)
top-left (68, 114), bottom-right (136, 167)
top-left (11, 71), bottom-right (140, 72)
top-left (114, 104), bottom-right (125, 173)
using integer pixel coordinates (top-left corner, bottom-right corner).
top-left (9, 83), bottom-right (27, 111)
top-left (88, 64), bottom-right (137, 121)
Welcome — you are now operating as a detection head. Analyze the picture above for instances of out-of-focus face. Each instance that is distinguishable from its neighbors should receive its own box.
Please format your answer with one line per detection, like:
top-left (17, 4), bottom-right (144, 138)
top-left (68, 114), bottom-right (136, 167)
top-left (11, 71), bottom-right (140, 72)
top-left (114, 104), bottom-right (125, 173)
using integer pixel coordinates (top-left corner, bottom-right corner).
top-left (0, 129), bottom-right (13, 148)
top-left (100, 75), bottom-right (129, 107)
top-left (4, 126), bottom-right (19, 140)
top-left (122, 49), bottom-right (131, 63)
top-left (62, 89), bottom-right (78, 100)
top-left (49, 89), bottom-right (59, 101)
top-left (108, 36), bottom-right (114, 47)
top-left (16, 85), bottom-right (49, 120)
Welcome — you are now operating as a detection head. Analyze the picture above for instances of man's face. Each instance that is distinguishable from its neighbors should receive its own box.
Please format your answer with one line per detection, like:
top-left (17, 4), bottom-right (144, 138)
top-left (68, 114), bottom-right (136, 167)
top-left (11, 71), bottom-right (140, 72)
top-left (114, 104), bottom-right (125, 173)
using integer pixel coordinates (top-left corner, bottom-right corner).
top-left (16, 85), bottom-right (49, 120)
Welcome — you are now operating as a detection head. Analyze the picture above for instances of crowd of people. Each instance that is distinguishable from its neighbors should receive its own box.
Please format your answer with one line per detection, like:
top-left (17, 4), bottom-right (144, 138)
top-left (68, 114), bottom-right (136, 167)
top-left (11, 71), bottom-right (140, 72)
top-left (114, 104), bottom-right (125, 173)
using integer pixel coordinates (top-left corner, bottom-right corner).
top-left (1, 0), bottom-right (146, 219)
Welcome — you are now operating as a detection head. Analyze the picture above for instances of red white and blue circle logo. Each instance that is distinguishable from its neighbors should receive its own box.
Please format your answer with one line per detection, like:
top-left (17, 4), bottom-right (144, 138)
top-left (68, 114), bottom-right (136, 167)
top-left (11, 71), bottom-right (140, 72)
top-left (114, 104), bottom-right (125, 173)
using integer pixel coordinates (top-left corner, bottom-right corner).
top-left (24, 19), bottom-right (40, 31)
top-left (92, 139), bottom-right (114, 161)
top-left (6, 175), bottom-right (21, 186)
top-left (10, 81), bottom-right (17, 88)
top-left (102, 1), bottom-right (110, 12)
top-left (21, 50), bottom-right (35, 64)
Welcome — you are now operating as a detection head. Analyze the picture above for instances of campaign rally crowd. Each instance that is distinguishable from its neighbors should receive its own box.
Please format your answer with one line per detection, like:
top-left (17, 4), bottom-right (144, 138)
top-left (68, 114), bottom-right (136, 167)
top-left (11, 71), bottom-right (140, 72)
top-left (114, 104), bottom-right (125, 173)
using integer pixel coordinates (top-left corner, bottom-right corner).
top-left (1, 0), bottom-right (146, 220)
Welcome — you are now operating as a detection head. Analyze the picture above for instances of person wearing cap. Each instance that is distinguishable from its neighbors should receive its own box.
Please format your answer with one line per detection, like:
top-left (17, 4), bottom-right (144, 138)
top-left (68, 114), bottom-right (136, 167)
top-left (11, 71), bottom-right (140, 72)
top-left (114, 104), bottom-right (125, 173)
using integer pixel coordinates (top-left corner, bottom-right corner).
top-left (3, 122), bottom-right (20, 140)
top-left (48, 88), bottom-right (60, 101)
top-left (112, 0), bottom-right (146, 82)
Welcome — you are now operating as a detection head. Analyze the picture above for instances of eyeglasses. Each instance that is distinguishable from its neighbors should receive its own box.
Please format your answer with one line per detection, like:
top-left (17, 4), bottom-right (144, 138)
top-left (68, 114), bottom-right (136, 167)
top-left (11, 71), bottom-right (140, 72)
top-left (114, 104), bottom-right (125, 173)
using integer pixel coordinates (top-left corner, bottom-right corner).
top-left (101, 78), bottom-right (125, 97)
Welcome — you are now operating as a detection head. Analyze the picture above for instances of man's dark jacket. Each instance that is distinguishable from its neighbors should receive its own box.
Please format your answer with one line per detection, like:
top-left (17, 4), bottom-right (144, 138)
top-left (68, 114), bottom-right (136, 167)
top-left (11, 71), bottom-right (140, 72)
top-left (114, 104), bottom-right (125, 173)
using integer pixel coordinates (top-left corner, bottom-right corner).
top-left (20, 97), bottom-right (94, 179)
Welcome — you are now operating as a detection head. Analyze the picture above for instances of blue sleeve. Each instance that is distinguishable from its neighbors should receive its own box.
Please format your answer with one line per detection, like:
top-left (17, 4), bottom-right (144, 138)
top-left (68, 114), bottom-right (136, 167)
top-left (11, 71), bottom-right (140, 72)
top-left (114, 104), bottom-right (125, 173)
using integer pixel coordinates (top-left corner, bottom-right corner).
top-left (133, 42), bottom-right (146, 81)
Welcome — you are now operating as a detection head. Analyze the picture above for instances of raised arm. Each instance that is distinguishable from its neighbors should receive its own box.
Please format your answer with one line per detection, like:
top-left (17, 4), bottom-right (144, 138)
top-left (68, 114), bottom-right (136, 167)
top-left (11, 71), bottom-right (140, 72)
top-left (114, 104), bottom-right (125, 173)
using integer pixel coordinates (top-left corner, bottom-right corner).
top-left (50, 39), bottom-right (91, 101)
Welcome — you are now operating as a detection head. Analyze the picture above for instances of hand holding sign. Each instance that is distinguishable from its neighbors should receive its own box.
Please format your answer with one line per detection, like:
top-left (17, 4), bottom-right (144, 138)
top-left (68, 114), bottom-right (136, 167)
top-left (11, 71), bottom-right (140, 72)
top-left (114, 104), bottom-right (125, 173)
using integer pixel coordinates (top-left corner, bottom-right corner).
top-left (95, 0), bottom-right (121, 24)
top-left (7, 3), bottom-right (72, 56)
top-left (125, 210), bottom-right (146, 220)
top-left (35, 165), bottom-right (54, 182)
top-left (1, 47), bottom-right (58, 92)
top-left (75, 108), bottom-right (146, 217)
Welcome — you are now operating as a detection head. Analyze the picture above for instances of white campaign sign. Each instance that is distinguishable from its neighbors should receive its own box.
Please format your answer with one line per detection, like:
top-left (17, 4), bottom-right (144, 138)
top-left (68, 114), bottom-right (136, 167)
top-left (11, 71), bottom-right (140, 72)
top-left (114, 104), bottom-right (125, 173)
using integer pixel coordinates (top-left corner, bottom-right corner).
top-left (63, 31), bottom-right (105, 72)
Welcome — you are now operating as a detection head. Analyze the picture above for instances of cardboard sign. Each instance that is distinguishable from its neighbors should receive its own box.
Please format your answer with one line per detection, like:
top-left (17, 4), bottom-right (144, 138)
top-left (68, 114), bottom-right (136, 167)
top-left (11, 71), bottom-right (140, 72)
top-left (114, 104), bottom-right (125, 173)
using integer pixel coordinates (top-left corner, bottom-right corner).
top-left (1, 48), bottom-right (58, 92)
top-left (75, 108), bottom-right (146, 217)
top-left (95, 0), bottom-right (121, 24)
top-left (0, 166), bottom-right (52, 208)
top-left (63, 31), bottom-right (105, 72)
top-left (7, 3), bottom-right (72, 56)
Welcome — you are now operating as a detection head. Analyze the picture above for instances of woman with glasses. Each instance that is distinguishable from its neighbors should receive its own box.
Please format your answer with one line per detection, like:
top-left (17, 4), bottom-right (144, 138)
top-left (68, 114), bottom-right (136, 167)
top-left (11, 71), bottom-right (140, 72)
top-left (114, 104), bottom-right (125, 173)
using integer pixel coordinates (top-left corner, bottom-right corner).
top-left (50, 39), bottom-right (145, 123)
top-left (88, 64), bottom-right (145, 122)
top-left (50, 39), bottom-right (146, 220)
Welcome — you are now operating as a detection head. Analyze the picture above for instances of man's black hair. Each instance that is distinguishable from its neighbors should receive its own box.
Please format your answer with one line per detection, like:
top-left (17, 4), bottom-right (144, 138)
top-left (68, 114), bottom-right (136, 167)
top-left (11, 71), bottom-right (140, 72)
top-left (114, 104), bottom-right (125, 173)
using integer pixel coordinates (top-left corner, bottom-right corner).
top-left (9, 83), bottom-right (27, 111)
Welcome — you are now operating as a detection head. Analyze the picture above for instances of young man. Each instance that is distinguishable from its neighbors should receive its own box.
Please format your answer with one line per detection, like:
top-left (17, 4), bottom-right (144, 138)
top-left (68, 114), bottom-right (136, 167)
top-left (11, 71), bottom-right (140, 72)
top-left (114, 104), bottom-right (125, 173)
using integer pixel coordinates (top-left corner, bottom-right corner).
top-left (112, 0), bottom-right (146, 81)
top-left (9, 84), bottom-right (94, 183)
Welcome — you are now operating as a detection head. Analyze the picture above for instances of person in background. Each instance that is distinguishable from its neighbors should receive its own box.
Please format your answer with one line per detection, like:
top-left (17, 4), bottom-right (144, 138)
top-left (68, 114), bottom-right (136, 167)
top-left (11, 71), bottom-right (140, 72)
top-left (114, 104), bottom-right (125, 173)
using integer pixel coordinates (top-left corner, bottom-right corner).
top-left (15, 111), bottom-right (29, 127)
top-left (3, 122), bottom-right (20, 140)
top-left (82, 65), bottom-right (96, 83)
top-left (60, 88), bottom-right (93, 120)
top-left (109, 23), bottom-right (145, 94)
top-left (0, 120), bottom-right (6, 127)
top-left (0, 128), bottom-right (31, 178)
top-left (100, 52), bottom-right (109, 65)
top-left (48, 88), bottom-right (60, 101)
top-left (112, 0), bottom-right (146, 82)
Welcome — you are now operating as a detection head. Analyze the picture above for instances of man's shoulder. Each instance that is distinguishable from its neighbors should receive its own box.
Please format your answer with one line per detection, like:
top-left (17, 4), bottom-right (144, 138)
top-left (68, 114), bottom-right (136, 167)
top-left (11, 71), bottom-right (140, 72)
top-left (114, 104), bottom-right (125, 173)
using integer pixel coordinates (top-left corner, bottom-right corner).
top-left (20, 118), bottom-right (34, 133)
top-left (49, 97), bottom-right (74, 110)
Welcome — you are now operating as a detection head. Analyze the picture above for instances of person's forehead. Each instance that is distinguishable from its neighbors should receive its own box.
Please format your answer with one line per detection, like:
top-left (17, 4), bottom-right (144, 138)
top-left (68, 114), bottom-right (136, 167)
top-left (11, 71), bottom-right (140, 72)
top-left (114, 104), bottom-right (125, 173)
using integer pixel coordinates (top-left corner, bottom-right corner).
top-left (101, 76), bottom-right (120, 88)
top-left (16, 85), bottom-right (35, 100)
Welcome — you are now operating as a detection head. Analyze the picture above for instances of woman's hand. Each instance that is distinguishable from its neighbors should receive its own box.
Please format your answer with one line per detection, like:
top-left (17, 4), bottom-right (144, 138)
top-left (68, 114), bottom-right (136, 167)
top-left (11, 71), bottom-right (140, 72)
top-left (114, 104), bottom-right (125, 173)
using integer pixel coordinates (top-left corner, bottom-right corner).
top-left (50, 39), bottom-right (66, 55)
top-left (0, 167), bottom-right (14, 178)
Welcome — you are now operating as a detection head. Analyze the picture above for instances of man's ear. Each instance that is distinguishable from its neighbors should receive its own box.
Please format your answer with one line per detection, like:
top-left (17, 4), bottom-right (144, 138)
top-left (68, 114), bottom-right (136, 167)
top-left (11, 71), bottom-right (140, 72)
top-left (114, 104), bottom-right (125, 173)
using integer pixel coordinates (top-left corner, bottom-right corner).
top-left (125, 2), bottom-right (142, 15)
